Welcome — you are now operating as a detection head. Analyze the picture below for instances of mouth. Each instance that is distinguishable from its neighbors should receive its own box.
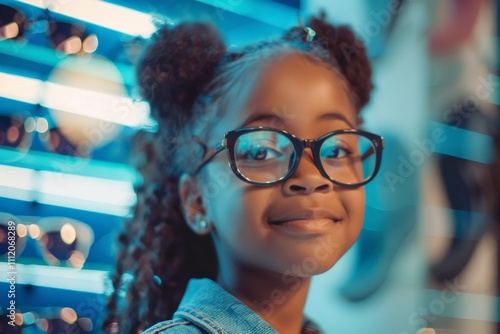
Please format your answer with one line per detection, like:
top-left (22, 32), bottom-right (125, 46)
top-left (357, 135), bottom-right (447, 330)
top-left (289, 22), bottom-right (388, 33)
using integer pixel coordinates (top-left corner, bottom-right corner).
top-left (267, 208), bottom-right (342, 235)
top-left (267, 208), bottom-right (342, 225)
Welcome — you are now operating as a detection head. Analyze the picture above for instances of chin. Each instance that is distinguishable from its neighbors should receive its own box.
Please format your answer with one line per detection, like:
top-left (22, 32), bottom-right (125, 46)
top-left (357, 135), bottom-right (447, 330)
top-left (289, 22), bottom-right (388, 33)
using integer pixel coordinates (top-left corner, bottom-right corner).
top-left (274, 251), bottom-right (348, 279)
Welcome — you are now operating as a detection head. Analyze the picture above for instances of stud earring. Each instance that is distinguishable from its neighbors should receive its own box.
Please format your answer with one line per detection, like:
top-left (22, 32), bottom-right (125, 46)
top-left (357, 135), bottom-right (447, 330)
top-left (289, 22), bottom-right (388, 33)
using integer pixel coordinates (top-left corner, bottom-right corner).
top-left (199, 219), bottom-right (208, 230)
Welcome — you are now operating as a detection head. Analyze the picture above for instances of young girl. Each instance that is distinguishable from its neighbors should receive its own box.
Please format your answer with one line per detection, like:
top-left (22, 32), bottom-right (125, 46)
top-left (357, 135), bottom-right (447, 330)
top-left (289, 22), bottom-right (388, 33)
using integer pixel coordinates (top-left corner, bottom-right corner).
top-left (103, 12), bottom-right (383, 334)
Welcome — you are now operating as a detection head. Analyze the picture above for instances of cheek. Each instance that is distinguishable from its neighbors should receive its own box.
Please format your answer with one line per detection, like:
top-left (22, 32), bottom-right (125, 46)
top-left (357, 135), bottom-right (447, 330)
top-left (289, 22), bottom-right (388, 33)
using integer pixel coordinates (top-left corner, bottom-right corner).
top-left (343, 187), bottom-right (366, 241)
top-left (202, 165), bottom-right (274, 257)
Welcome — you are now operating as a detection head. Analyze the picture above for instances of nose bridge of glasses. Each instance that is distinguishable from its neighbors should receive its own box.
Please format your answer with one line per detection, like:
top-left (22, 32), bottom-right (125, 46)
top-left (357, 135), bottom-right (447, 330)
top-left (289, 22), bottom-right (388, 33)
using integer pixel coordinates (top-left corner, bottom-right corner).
top-left (293, 138), bottom-right (325, 176)
top-left (296, 138), bottom-right (320, 166)
top-left (303, 138), bottom-right (315, 149)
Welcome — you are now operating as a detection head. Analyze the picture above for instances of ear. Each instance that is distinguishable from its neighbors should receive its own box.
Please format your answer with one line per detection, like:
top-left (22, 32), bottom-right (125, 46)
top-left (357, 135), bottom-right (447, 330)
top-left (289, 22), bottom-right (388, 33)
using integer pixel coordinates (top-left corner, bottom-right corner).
top-left (178, 173), bottom-right (213, 235)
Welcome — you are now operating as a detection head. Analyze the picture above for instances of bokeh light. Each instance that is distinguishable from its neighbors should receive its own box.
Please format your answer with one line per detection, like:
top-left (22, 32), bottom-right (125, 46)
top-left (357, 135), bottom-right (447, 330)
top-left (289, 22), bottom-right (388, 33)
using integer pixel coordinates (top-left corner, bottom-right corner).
top-left (67, 250), bottom-right (85, 269)
top-left (23, 312), bottom-right (36, 326)
top-left (63, 36), bottom-right (83, 54)
top-left (24, 117), bottom-right (36, 133)
top-left (6, 126), bottom-right (19, 143)
top-left (1, 22), bottom-right (19, 39)
top-left (14, 312), bottom-right (23, 326)
top-left (60, 223), bottom-right (76, 245)
top-left (28, 224), bottom-right (41, 239)
top-left (78, 317), bottom-right (93, 331)
top-left (36, 318), bottom-right (49, 331)
top-left (36, 117), bottom-right (49, 133)
top-left (82, 34), bottom-right (98, 53)
top-left (59, 307), bottom-right (77, 324)
top-left (16, 223), bottom-right (27, 238)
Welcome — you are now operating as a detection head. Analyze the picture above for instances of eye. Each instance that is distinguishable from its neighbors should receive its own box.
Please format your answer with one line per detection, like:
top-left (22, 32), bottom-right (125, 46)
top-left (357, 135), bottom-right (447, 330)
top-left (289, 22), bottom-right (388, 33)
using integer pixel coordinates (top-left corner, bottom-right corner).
top-left (240, 145), bottom-right (281, 161)
top-left (321, 144), bottom-right (351, 159)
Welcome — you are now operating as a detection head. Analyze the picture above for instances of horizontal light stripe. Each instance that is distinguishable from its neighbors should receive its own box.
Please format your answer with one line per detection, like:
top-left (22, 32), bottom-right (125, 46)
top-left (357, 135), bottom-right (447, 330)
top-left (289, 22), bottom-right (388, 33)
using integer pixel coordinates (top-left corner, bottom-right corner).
top-left (0, 71), bottom-right (43, 104)
top-left (0, 164), bottom-right (136, 217)
top-left (0, 71), bottom-right (155, 129)
top-left (15, 0), bottom-right (157, 37)
top-left (0, 262), bottom-right (108, 293)
top-left (424, 288), bottom-right (498, 323)
top-left (430, 121), bottom-right (494, 164)
top-left (0, 42), bottom-right (135, 87)
top-left (196, 0), bottom-right (298, 29)
top-left (0, 146), bottom-right (138, 182)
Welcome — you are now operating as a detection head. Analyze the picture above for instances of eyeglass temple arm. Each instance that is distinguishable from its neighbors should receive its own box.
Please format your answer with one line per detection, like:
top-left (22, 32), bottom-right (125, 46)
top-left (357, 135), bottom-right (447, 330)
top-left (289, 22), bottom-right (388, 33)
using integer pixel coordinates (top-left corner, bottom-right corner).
top-left (361, 147), bottom-right (375, 161)
top-left (360, 138), bottom-right (384, 161)
top-left (194, 141), bottom-right (225, 174)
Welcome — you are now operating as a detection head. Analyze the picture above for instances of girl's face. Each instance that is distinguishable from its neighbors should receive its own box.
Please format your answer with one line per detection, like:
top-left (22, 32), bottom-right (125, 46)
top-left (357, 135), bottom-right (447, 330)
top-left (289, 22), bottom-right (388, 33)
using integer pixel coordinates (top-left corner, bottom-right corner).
top-left (183, 52), bottom-right (365, 277)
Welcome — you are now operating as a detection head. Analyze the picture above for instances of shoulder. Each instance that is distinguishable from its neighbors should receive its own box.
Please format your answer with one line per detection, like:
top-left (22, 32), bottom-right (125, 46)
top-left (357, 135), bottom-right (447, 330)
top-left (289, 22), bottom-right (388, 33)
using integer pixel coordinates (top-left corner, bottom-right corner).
top-left (141, 319), bottom-right (206, 334)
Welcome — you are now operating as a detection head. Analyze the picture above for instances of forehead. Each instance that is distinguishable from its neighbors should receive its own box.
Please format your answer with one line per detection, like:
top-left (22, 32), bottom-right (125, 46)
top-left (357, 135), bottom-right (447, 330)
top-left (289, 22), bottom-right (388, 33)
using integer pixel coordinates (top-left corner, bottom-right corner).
top-left (210, 52), bottom-right (357, 139)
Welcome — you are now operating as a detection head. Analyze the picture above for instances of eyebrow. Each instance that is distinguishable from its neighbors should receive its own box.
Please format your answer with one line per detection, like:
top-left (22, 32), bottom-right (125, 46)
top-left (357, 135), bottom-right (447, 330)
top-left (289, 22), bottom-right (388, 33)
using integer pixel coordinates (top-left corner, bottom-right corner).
top-left (239, 112), bottom-right (284, 128)
top-left (240, 110), bottom-right (355, 129)
top-left (317, 112), bottom-right (355, 128)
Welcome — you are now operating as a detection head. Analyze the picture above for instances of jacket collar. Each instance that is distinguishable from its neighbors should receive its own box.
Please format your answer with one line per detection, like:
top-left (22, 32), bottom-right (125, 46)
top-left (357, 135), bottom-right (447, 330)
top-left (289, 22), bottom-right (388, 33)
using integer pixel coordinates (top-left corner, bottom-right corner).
top-left (173, 278), bottom-right (322, 334)
top-left (173, 278), bottom-right (278, 333)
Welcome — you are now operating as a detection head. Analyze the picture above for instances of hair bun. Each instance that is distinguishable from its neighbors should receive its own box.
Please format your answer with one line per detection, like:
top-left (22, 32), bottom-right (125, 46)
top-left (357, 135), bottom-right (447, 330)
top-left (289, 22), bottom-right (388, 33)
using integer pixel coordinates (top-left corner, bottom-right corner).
top-left (136, 22), bottom-right (226, 128)
top-left (307, 14), bottom-right (374, 109)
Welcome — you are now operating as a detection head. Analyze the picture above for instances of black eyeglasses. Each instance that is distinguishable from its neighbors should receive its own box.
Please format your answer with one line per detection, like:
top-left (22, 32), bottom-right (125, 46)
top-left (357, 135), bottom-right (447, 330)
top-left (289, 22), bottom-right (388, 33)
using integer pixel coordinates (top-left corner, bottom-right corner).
top-left (0, 4), bottom-right (99, 55)
top-left (0, 212), bottom-right (94, 268)
top-left (194, 127), bottom-right (384, 188)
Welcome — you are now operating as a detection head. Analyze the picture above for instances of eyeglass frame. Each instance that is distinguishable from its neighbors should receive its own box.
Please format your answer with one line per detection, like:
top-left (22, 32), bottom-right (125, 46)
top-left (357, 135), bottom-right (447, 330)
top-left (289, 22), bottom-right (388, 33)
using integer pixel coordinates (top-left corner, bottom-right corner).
top-left (193, 126), bottom-right (384, 188)
top-left (0, 212), bottom-right (94, 267)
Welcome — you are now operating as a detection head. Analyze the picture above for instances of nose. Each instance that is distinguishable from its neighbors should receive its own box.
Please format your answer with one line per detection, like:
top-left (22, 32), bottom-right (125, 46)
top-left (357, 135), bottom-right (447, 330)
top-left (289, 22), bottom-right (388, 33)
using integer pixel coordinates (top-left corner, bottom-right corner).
top-left (282, 149), bottom-right (333, 195)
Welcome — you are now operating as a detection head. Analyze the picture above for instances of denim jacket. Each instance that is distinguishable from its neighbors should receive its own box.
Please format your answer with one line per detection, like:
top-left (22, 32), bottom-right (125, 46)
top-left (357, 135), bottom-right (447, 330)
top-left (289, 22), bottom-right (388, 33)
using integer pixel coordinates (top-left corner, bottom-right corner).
top-left (142, 278), bottom-right (324, 334)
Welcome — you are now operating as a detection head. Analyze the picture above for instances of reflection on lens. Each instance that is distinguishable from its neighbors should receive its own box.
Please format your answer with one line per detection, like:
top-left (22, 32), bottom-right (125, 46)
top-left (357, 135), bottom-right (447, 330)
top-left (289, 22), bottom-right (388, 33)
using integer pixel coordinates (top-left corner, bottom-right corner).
top-left (234, 131), bottom-right (294, 183)
top-left (320, 133), bottom-right (376, 184)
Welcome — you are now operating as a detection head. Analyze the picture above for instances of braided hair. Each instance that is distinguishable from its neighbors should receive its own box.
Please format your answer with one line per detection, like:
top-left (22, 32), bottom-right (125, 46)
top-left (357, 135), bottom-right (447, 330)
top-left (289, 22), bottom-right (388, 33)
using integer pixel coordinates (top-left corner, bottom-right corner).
top-left (102, 12), bottom-right (373, 334)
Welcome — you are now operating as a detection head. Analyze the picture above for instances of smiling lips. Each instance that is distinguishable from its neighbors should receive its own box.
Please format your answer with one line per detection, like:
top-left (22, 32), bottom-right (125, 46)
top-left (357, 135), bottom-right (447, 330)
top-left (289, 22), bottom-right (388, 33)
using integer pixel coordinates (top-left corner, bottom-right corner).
top-left (267, 208), bottom-right (341, 235)
top-left (267, 208), bottom-right (342, 225)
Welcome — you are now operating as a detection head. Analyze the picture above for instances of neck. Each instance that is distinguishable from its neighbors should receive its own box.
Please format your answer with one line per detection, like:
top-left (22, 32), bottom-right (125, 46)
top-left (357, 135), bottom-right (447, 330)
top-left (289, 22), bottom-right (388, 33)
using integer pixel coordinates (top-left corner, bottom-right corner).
top-left (216, 261), bottom-right (311, 334)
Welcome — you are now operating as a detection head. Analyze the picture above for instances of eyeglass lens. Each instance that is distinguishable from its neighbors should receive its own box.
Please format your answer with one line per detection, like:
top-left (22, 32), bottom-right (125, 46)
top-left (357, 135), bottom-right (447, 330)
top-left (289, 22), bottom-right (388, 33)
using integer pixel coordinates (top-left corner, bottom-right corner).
top-left (40, 231), bottom-right (77, 262)
top-left (0, 215), bottom-right (92, 268)
top-left (0, 224), bottom-right (22, 255)
top-left (233, 130), bottom-right (377, 185)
